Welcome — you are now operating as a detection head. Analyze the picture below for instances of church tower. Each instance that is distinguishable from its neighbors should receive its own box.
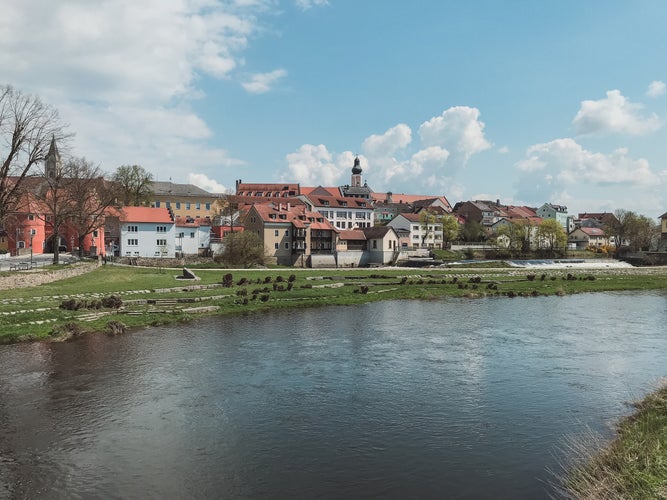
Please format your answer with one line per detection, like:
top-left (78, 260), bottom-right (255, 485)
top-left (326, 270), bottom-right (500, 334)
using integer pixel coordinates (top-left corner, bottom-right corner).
top-left (45, 136), bottom-right (62, 179)
top-left (351, 156), bottom-right (362, 188)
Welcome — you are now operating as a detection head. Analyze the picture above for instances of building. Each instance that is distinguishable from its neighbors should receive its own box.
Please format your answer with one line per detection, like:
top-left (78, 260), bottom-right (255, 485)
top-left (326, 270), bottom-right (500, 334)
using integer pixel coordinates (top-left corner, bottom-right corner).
top-left (305, 194), bottom-right (374, 229)
top-left (537, 203), bottom-right (571, 231)
top-left (568, 227), bottom-right (610, 250)
top-left (387, 213), bottom-right (444, 249)
top-left (659, 212), bottom-right (667, 251)
top-left (118, 206), bottom-right (176, 258)
top-left (150, 181), bottom-right (219, 220)
top-left (235, 181), bottom-right (300, 198)
top-left (244, 202), bottom-right (337, 266)
top-left (175, 217), bottom-right (211, 256)
top-left (362, 226), bottom-right (400, 265)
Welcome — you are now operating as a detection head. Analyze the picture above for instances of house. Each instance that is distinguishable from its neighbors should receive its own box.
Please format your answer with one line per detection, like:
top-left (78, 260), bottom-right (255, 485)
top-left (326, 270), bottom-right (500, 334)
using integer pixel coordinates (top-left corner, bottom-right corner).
top-left (568, 227), bottom-right (609, 250)
top-left (150, 181), bottom-right (219, 220)
top-left (175, 217), bottom-right (211, 256)
top-left (659, 212), bottom-right (667, 251)
top-left (454, 200), bottom-right (505, 228)
top-left (118, 206), bottom-right (176, 258)
top-left (362, 226), bottom-right (400, 265)
top-left (577, 212), bottom-right (618, 229)
top-left (235, 181), bottom-right (301, 198)
top-left (387, 213), bottom-right (444, 249)
top-left (537, 203), bottom-right (572, 231)
top-left (304, 194), bottom-right (374, 229)
top-left (244, 202), bottom-right (337, 267)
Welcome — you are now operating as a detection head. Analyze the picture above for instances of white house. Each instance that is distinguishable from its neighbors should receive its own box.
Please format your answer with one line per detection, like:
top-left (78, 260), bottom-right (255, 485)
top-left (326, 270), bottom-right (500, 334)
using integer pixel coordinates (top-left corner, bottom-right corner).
top-left (175, 217), bottom-right (211, 256)
top-left (305, 194), bottom-right (375, 230)
top-left (362, 226), bottom-right (400, 264)
top-left (387, 213), bottom-right (443, 249)
top-left (119, 206), bottom-right (176, 258)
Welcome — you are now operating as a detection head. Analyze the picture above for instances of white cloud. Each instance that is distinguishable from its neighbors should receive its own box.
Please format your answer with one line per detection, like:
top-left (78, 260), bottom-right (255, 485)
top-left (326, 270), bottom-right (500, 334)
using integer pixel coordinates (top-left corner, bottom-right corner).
top-left (418, 106), bottom-right (491, 163)
top-left (242, 69), bottom-right (287, 94)
top-left (189, 173), bottom-right (229, 193)
top-left (498, 146), bottom-right (509, 154)
top-left (361, 124), bottom-right (412, 157)
top-left (572, 90), bottom-right (662, 136)
top-left (284, 144), bottom-right (349, 186)
top-left (515, 138), bottom-right (661, 208)
top-left (295, 0), bottom-right (329, 10)
top-left (0, 0), bottom-right (273, 183)
top-left (646, 80), bottom-right (666, 98)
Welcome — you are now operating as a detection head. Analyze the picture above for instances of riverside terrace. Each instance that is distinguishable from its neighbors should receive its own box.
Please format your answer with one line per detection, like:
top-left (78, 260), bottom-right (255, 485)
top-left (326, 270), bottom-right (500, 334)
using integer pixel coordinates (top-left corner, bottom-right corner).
top-left (1, 263), bottom-right (667, 343)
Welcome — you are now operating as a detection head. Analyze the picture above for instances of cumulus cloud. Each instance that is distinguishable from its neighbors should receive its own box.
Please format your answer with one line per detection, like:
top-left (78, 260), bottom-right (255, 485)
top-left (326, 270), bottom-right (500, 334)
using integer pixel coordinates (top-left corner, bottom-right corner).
top-left (418, 106), bottom-right (491, 163)
top-left (0, 0), bottom-right (275, 181)
top-left (284, 144), bottom-right (349, 186)
top-left (646, 80), bottom-right (666, 98)
top-left (295, 0), bottom-right (329, 10)
top-left (189, 173), bottom-right (229, 193)
top-left (572, 90), bottom-right (662, 136)
top-left (515, 138), bottom-right (660, 205)
top-left (242, 69), bottom-right (287, 94)
top-left (361, 124), bottom-right (412, 157)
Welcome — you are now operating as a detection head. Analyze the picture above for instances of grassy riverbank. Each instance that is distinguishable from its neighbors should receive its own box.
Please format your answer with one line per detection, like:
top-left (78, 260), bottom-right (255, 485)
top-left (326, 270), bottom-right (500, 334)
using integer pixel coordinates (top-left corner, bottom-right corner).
top-left (563, 382), bottom-right (667, 499)
top-left (1, 263), bottom-right (667, 344)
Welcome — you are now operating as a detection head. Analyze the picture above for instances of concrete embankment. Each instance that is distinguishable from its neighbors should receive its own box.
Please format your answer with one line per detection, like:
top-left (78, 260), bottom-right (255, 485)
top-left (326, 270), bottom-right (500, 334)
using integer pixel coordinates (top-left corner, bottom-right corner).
top-left (0, 262), bottom-right (99, 290)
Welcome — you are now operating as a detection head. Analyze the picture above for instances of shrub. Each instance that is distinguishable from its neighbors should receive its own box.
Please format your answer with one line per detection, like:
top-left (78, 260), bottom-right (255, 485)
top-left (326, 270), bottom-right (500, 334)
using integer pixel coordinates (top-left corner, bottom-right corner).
top-left (236, 277), bottom-right (248, 286)
top-left (222, 273), bottom-right (234, 288)
top-left (275, 275), bottom-right (284, 282)
top-left (526, 274), bottom-right (536, 281)
top-left (50, 321), bottom-right (84, 337)
top-left (264, 276), bottom-right (272, 284)
top-left (288, 274), bottom-right (297, 283)
top-left (105, 321), bottom-right (127, 336)
top-left (236, 289), bottom-right (248, 297)
top-left (260, 294), bottom-right (270, 302)
top-left (359, 285), bottom-right (369, 294)
top-left (102, 295), bottom-right (123, 309)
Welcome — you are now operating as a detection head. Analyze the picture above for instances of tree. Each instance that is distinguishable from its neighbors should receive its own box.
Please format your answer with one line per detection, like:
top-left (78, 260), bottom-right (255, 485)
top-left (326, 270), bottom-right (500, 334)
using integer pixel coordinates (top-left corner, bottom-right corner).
top-left (607, 209), bottom-right (660, 252)
top-left (536, 219), bottom-right (567, 255)
top-left (112, 165), bottom-right (153, 206)
top-left (418, 210), bottom-right (437, 246)
top-left (0, 85), bottom-right (67, 225)
top-left (496, 219), bottom-right (532, 255)
top-left (439, 213), bottom-right (460, 249)
top-left (460, 219), bottom-right (485, 242)
top-left (215, 191), bottom-right (241, 230)
top-left (65, 157), bottom-right (119, 257)
top-left (219, 231), bottom-right (265, 268)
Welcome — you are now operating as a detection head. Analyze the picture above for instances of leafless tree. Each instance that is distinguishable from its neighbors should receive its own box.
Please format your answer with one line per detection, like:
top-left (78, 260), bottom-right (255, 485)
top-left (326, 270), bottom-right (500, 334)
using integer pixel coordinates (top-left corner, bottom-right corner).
top-left (0, 84), bottom-right (67, 225)
top-left (112, 164), bottom-right (153, 206)
top-left (65, 157), bottom-right (119, 257)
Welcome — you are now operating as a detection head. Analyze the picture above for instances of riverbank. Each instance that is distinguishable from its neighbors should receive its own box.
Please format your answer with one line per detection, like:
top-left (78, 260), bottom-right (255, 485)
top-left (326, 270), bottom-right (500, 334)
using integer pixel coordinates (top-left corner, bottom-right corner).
top-left (1, 263), bottom-right (667, 344)
top-left (562, 381), bottom-right (667, 499)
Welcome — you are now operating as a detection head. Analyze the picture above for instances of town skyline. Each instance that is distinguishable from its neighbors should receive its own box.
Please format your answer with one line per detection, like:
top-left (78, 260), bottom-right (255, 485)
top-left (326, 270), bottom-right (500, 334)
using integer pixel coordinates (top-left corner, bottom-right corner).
top-left (2, 0), bottom-right (666, 217)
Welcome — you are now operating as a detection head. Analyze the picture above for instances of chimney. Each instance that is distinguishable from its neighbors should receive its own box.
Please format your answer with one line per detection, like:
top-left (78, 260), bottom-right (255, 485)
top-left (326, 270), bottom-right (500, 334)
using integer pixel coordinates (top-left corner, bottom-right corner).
top-left (287, 202), bottom-right (291, 211)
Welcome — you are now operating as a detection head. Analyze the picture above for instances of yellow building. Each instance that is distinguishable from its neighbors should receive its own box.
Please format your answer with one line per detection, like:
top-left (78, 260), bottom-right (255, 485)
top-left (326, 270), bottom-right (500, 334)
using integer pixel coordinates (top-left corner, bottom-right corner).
top-left (149, 182), bottom-right (221, 220)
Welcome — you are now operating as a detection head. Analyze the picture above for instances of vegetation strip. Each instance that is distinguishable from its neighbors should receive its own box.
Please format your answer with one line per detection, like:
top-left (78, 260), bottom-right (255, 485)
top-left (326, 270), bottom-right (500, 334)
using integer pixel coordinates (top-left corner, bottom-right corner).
top-left (562, 382), bottom-right (667, 499)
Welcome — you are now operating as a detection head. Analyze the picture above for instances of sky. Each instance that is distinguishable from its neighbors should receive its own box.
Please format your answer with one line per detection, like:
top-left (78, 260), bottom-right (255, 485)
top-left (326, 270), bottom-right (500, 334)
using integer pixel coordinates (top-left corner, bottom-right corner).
top-left (2, 0), bottom-right (666, 217)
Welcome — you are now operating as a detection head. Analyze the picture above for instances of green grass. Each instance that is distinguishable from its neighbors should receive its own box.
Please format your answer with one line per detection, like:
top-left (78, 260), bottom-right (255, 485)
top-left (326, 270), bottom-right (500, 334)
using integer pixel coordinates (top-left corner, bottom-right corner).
top-left (1, 264), bottom-right (667, 344)
top-left (562, 383), bottom-right (667, 499)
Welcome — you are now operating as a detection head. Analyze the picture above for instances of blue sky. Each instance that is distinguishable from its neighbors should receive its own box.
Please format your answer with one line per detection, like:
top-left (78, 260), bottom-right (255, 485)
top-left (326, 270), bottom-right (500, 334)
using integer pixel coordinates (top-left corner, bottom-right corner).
top-left (2, 0), bottom-right (666, 216)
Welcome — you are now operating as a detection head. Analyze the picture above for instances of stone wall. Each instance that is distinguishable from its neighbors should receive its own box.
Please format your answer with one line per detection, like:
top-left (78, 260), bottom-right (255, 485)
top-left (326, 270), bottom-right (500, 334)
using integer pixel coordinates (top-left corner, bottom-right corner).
top-left (0, 262), bottom-right (99, 290)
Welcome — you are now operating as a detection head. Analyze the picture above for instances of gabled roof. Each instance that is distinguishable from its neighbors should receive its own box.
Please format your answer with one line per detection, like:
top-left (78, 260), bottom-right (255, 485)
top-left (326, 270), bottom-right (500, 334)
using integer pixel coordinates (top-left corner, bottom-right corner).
top-left (372, 192), bottom-right (452, 211)
top-left (362, 226), bottom-right (396, 239)
top-left (305, 195), bottom-right (371, 209)
top-left (578, 227), bottom-right (606, 237)
top-left (151, 181), bottom-right (214, 197)
top-left (175, 216), bottom-right (210, 227)
top-left (120, 206), bottom-right (174, 224)
top-left (338, 229), bottom-right (366, 241)
top-left (248, 202), bottom-right (335, 231)
top-left (301, 186), bottom-right (341, 197)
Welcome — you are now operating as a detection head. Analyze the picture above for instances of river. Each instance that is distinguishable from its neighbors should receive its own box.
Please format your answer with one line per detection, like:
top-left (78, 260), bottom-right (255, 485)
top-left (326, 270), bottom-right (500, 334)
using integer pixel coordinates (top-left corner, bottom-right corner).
top-left (1, 291), bottom-right (666, 499)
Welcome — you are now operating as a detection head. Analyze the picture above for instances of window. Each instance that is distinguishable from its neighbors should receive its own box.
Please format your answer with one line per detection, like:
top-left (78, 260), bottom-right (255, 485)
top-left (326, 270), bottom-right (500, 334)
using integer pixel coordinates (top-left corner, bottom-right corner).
top-left (284, 242), bottom-right (289, 249)
top-left (373, 240), bottom-right (377, 249)
top-left (157, 239), bottom-right (167, 246)
top-left (128, 239), bottom-right (138, 246)
top-left (18, 241), bottom-right (25, 249)
top-left (186, 202), bottom-right (191, 210)
top-left (196, 203), bottom-right (201, 210)
top-left (28, 214), bottom-right (35, 221)
top-left (190, 232), bottom-right (195, 238)
top-left (275, 230), bottom-right (279, 237)
top-left (178, 232), bottom-right (185, 238)
top-left (176, 202), bottom-right (181, 209)
top-left (205, 203), bottom-right (211, 210)
top-left (413, 225), bottom-right (420, 231)
top-left (285, 229), bottom-right (289, 236)
top-left (93, 230), bottom-right (98, 238)
top-left (155, 201), bottom-right (161, 208)
top-left (274, 242), bottom-right (279, 249)
top-left (166, 201), bottom-right (171, 208)
top-left (250, 216), bottom-right (256, 223)
top-left (157, 226), bottom-right (167, 233)
top-left (30, 229), bottom-right (37, 236)
top-left (127, 225), bottom-right (138, 232)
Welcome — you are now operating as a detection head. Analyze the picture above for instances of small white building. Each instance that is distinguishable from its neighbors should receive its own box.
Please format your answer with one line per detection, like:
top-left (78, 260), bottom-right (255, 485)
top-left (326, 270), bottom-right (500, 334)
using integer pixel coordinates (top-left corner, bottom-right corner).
top-left (387, 213), bottom-right (443, 249)
top-left (175, 217), bottom-right (211, 256)
top-left (119, 206), bottom-right (176, 258)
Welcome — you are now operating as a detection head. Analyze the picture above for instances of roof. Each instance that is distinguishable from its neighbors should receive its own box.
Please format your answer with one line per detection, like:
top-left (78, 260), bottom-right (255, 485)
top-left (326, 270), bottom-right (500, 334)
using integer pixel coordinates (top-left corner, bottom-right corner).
top-left (305, 195), bottom-right (372, 209)
top-left (175, 216), bottom-right (211, 227)
top-left (578, 227), bottom-right (606, 236)
top-left (362, 226), bottom-right (395, 239)
top-left (301, 186), bottom-right (341, 197)
top-left (120, 206), bottom-right (174, 224)
top-left (235, 182), bottom-right (300, 197)
top-left (248, 202), bottom-right (335, 231)
top-left (338, 229), bottom-right (366, 241)
top-left (372, 192), bottom-right (452, 210)
top-left (151, 181), bottom-right (214, 197)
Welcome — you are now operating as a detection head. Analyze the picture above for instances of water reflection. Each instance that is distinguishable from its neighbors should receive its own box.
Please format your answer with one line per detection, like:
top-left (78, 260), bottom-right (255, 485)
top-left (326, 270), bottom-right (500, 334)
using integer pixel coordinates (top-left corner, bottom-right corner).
top-left (1, 291), bottom-right (666, 499)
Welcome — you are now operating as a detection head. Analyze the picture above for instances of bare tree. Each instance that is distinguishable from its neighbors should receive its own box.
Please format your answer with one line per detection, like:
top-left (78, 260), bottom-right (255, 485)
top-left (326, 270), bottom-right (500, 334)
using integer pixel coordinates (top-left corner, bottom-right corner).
top-left (65, 157), bottom-right (119, 257)
top-left (112, 164), bottom-right (153, 206)
top-left (0, 85), bottom-right (67, 225)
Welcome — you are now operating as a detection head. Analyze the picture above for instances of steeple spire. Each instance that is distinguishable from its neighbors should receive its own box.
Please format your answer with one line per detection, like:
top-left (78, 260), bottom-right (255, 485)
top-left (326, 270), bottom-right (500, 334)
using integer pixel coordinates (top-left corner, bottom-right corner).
top-left (45, 135), bottom-right (62, 179)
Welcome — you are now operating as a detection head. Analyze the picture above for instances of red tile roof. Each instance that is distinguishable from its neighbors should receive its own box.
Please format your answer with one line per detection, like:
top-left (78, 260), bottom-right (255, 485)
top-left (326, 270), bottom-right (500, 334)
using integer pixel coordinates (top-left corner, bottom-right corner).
top-left (120, 206), bottom-right (174, 223)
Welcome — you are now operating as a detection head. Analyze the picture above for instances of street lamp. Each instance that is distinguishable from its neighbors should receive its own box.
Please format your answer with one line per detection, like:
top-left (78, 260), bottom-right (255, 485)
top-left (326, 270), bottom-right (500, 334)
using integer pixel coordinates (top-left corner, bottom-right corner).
top-left (30, 233), bottom-right (33, 269)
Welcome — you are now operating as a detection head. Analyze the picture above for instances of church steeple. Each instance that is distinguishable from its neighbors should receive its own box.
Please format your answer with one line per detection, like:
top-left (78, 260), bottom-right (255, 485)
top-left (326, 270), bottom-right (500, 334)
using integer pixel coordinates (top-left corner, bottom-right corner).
top-left (45, 135), bottom-right (61, 179)
top-left (351, 156), bottom-right (362, 187)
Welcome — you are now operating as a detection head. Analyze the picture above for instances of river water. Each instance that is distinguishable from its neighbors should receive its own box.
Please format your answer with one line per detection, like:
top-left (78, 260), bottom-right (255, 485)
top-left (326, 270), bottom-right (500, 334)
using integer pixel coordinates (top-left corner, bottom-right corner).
top-left (1, 292), bottom-right (666, 499)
